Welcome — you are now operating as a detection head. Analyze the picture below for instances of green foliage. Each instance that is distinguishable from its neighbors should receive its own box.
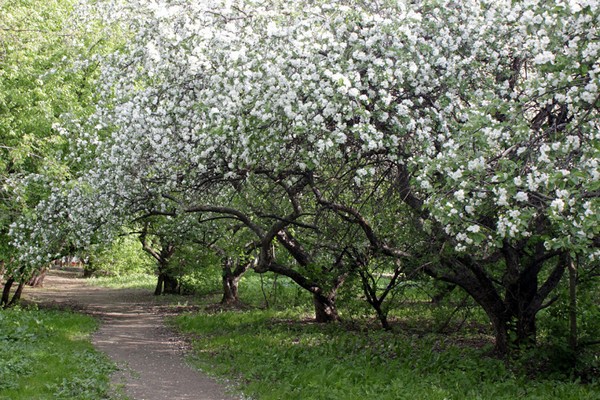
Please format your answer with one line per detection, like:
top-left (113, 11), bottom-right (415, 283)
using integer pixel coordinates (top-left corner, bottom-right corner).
top-left (0, 0), bottom-right (107, 276)
top-left (0, 307), bottom-right (115, 399)
top-left (86, 235), bottom-right (154, 277)
top-left (179, 268), bottom-right (221, 296)
top-left (171, 244), bottom-right (221, 294)
top-left (535, 264), bottom-right (600, 380)
top-left (176, 308), bottom-right (600, 400)
top-left (238, 272), bottom-right (313, 310)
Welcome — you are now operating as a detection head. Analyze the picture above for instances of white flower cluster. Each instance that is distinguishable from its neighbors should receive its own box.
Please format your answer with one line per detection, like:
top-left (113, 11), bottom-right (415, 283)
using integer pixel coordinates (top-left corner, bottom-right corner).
top-left (11, 0), bottom-right (600, 266)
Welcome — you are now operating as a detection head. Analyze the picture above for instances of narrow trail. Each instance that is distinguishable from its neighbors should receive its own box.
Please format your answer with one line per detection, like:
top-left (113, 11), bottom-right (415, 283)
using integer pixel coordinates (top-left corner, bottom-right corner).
top-left (25, 269), bottom-right (239, 400)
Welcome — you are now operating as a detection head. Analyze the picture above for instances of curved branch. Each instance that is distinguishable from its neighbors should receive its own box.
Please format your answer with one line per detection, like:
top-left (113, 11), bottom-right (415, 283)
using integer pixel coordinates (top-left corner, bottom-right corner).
top-left (311, 184), bottom-right (411, 259)
top-left (184, 204), bottom-right (265, 238)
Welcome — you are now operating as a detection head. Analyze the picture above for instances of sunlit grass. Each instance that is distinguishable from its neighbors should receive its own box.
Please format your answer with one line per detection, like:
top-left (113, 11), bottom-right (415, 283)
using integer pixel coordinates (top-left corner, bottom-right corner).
top-left (87, 272), bottom-right (156, 289)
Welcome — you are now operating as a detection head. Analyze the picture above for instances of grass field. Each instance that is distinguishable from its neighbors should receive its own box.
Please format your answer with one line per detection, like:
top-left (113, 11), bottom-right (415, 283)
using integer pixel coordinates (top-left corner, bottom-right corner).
top-left (0, 307), bottom-right (117, 400)
top-left (6, 270), bottom-right (594, 400)
top-left (172, 273), bottom-right (600, 400)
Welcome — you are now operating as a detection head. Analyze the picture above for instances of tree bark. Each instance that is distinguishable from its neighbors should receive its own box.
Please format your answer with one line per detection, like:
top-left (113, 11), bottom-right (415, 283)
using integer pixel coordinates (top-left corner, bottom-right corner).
top-left (221, 257), bottom-right (238, 304)
top-left (154, 274), bottom-right (164, 296)
top-left (515, 312), bottom-right (537, 348)
top-left (374, 303), bottom-right (391, 331)
top-left (313, 293), bottom-right (340, 323)
top-left (7, 281), bottom-right (24, 307)
top-left (490, 314), bottom-right (509, 355)
top-left (162, 273), bottom-right (179, 294)
top-left (220, 257), bottom-right (251, 304)
top-left (1, 277), bottom-right (14, 307)
top-left (425, 243), bottom-right (568, 356)
top-left (359, 270), bottom-right (391, 330)
top-left (221, 274), bottom-right (240, 304)
top-left (139, 227), bottom-right (178, 295)
top-left (569, 257), bottom-right (578, 351)
top-left (155, 272), bottom-right (179, 295)
top-left (27, 267), bottom-right (47, 287)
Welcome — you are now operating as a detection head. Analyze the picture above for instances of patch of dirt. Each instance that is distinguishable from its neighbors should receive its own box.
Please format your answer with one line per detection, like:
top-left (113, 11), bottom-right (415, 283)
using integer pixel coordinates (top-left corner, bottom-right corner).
top-left (25, 269), bottom-right (240, 400)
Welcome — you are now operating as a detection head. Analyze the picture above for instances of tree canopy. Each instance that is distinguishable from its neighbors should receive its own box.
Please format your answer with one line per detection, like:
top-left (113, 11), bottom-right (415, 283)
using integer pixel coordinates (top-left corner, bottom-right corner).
top-left (9, 0), bottom-right (600, 353)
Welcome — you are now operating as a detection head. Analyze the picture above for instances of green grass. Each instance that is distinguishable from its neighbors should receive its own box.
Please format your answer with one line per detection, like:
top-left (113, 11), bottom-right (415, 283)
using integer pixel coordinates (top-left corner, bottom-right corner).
top-left (237, 273), bottom-right (313, 309)
top-left (0, 307), bottom-right (116, 400)
top-left (175, 308), bottom-right (600, 400)
top-left (87, 272), bottom-right (156, 289)
top-left (75, 268), bottom-right (599, 399)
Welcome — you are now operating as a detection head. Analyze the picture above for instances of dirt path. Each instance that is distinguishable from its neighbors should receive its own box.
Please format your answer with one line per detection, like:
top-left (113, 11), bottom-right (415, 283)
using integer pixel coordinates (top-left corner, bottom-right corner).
top-left (25, 269), bottom-right (240, 400)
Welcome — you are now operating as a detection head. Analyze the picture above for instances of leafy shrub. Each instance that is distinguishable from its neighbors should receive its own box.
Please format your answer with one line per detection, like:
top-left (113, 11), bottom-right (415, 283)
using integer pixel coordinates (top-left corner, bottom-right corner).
top-left (179, 267), bottom-right (222, 295)
top-left (85, 235), bottom-right (155, 277)
top-left (238, 272), bottom-right (312, 309)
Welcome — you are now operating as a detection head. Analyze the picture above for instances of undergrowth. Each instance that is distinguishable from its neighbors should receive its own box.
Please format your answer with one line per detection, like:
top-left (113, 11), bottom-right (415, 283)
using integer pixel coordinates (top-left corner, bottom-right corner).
top-left (175, 309), bottom-right (600, 400)
top-left (173, 277), bottom-right (600, 400)
top-left (0, 306), bottom-right (116, 400)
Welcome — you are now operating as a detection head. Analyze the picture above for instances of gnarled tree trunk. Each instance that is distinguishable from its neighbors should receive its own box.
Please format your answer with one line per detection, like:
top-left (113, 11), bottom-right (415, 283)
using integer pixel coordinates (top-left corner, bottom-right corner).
top-left (162, 273), bottom-right (179, 294)
top-left (429, 246), bottom-right (568, 355)
top-left (139, 229), bottom-right (178, 296)
top-left (313, 293), bottom-right (340, 322)
top-left (154, 274), bottom-right (165, 296)
top-left (1, 277), bottom-right (14, 307)
top-left (221, 273), bottom-right (240, 304)
top-left (1, 276), bottom-right (25, 309)
top-left (221, 257), bottom-right (252, 304)
top-left (27, 267), bottom-right (47, 287)
top-left (155, 271), bottom-right (180, 295)
top-left (7, 281), bottom-right (24, 307)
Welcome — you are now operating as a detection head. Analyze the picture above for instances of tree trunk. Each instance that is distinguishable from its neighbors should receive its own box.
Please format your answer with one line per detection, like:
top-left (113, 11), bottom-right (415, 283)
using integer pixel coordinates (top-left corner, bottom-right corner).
top-left (83, 262), bottom-right (96, 278)
top-left (221, 274), bottom-right (240, 304)
top-left (515, 312), bottom-right (537, 348)
top-left (220, 257), bottom-right (251, 304)
top-left (313, 293), bottom-right (339, 322)
top-left (490, 315), bottom-right (509, 355)
top-left (139, 231), bottom-right (177, 295)
top-left (1, 277), bottom-right (15, 307)
top-left (375, 303), bottom-right (391, 331)
top-left (428, 245), bottom-right (568, 356)
top-left (507, 250), bottom-right (539, 348)
top-left (162, 274), bottom-right (179, 294)
top-left (568, 258), bottom-right (578, 351)
top-left (27, 267), bottom-right (47, 287)
top-left (155, 272), bottom-right (179, 295)
top-left (221, 257), bottom-right (238, 304)
top-left (154, 274), bottom-right (164, 296)
top-left (7, 281), bottom-right (24, 307)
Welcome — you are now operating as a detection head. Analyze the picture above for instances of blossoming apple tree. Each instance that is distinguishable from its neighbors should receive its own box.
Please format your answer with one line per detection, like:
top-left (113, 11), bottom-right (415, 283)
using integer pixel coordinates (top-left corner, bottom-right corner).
top-left (12, 0), bottom-right (599, 352)
top-left (0, 0), bottom-right (111, 305)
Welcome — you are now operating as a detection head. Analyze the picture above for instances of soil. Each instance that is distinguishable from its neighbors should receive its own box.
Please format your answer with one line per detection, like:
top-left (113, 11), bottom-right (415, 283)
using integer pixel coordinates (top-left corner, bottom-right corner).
top-left (24, 269), bottom-right (240, 400)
